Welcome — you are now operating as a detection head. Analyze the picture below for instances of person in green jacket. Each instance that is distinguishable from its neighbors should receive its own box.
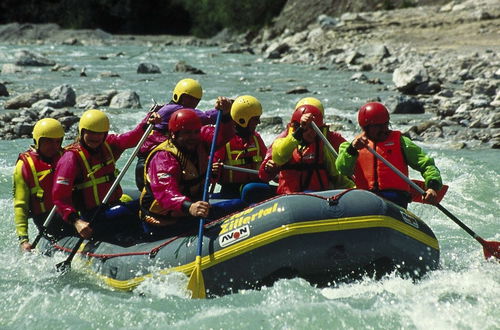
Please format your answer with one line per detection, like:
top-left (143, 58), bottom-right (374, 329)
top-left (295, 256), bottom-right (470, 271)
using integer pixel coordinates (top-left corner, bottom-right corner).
top-left (336, 102), bottom-right (442, 208)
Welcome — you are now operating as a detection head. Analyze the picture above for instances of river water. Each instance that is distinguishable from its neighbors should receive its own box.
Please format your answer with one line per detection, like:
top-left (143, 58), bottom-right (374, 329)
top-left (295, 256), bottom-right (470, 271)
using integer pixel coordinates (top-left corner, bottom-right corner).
top-left (0, 43), bottom-right (498, 329)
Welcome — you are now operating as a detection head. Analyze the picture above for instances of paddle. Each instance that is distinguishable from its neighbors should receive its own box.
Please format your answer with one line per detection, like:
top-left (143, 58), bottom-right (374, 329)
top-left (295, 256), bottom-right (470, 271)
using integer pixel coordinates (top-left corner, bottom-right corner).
top-left (30, 205), bottom-right (57, 249)
top-left (222, 164), bottom-right (259, 175)
top-left (365, 145), bottom-right (500, 260)
top-left (187, 109), bottom-right (223, 299)
top-left (311, 122), bottom-right (338, 157)
top-left (312, 122), bottom-right (449, 204)
top-left (55, 102), bottom-right (158, 273)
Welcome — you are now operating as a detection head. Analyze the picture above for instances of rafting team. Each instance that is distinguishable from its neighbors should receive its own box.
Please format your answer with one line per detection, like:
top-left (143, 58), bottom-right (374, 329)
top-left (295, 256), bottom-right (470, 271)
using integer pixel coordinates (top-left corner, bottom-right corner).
top-left (13, 78), bottom-right (443, 251)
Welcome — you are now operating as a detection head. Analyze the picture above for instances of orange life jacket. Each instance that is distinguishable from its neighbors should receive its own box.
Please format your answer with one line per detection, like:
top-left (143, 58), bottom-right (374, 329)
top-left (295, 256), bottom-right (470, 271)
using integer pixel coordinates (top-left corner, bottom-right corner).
top-left (356, 130), bottom-right (409, 192)
top-left (140, 139), bottom-right (207, 224)
top-left (221, 134), bottom-right (264, 184)
top-left (66, 142), bottom-right (120, 210)
top-left (277, 139), bottom-right (332, 194)
top-left (18, 149), bottom-right (61, 215)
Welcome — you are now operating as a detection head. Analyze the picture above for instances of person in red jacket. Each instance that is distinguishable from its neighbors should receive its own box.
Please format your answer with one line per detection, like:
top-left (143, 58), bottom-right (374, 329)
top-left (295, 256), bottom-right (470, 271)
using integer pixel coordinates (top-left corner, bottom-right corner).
top-left (52, 109), bottom-right (160, 242)
top-left (259, 97), bottom-right (350, 184)
top-left (270, 105), bottom-right (354, 194)
top-left (135, 78), bottom-right (228, 191)
top-left (139, 107), bottom-right (245, 238)
top-left (336, 102), bottom-right (443, 208)
top-left (13, 118), bottom-right (74, 251)
top-left (212, 95), bottom-right (275, 203)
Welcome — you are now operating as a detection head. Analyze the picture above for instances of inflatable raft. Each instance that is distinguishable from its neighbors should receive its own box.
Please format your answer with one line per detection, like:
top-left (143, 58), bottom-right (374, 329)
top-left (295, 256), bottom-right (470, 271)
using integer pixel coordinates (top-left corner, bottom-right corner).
top-left (38, 189), bottom-right (440, 296)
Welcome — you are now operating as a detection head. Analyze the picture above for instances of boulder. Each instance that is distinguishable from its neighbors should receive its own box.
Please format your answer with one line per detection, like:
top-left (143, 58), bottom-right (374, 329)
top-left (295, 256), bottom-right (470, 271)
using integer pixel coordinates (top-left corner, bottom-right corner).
top-left (0, 82), bottom-right (8, 97)
top-left (2, 63), bottom-right (23, 73)
top-left (137, 63), bottom-right (161, 74)
top-left (173, 61), bottom-right (205, 74)
top-left (4, 89), bottom-right (50, 109)
top-left (50, 84), bottom-right (76, 107)
top-left (393, 62), bottom-right (429, 94)
top-left (109, 90), bottom-right (141, 109)
top-left (392, 96), bottom-right (425, 114)
top-left (14, 50), bottom-right (55, 66)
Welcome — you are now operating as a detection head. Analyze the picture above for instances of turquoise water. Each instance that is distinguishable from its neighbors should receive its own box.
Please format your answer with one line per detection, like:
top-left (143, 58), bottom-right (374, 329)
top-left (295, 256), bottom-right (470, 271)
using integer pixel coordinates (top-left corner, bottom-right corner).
top-left (0, 43), bottom-right (498, 329)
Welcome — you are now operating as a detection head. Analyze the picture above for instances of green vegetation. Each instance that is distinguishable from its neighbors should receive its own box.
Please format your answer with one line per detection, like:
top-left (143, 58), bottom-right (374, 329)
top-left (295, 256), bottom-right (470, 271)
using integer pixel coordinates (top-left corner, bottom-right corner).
top-left (178, 0), bottom-right (286, 37)
top-left (0, 0), bottom-right (286, 37)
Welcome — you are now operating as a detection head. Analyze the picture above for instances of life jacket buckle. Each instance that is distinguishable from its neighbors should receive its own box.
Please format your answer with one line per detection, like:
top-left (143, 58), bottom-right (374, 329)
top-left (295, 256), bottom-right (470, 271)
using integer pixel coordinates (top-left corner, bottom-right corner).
top-left (36, 189), bottom-right (44, 200)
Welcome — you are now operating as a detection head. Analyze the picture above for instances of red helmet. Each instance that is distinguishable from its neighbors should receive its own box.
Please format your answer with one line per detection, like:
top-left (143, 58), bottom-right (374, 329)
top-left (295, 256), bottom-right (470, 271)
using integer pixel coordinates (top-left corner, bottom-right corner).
top-left (168, 109), bottom-right (201, 133)
top-left (357, 102), bottom-right (390, 127)
top-left (291, 105), bottom-right (323, 127)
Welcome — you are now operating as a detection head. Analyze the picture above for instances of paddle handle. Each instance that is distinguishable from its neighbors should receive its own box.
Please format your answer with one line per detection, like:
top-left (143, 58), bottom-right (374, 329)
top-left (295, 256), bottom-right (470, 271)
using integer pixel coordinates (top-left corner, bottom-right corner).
top-left (365, 145), bottom-right (487, 245)
top-left (222, 164), bottom-right (258, 175)
top-left (311, 122), bottom-right (338, 157)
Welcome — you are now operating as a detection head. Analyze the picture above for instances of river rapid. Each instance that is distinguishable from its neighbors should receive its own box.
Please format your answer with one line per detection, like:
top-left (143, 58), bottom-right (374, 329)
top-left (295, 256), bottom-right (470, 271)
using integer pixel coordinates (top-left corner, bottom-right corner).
top-left (0, 43), bottom-right (498, 329)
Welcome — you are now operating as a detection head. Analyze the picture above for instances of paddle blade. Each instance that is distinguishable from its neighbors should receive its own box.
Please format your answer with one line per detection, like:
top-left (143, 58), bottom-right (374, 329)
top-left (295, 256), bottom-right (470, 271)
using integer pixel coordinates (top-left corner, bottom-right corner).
top-left (483, 241), bottom-right (500, 260)
top-left (410, 180), bottom-right (448, 204)
top-left (187, 256), bottom-right (206, 299)
top-left (55, 260), bottom-right (71, 274)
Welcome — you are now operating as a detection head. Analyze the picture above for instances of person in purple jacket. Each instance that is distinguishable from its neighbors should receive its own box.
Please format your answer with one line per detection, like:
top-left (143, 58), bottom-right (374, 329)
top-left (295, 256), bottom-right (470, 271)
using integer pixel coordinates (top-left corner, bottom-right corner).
top-left (135, 78), bottom-right (229, 191)
top-left (139, 107), bottom-right (247, 238)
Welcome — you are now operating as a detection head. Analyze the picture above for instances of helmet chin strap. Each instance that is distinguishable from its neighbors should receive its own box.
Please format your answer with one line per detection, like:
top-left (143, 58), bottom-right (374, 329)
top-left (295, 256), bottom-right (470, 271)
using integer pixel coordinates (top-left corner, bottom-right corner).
top-left (235, 124), bottom-right (251, 138)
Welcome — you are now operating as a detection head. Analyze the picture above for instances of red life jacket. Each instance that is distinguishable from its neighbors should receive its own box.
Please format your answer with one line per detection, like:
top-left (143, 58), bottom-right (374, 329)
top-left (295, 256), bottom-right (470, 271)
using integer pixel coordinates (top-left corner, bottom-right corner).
top-left (140, 140), bottom-right (207, 224)
top-left (277, 139), bottom-right (332, 194)
top-left (356, 130), bottom-right (409, 192)
top-left (221, 134), bottom-right (264, 184)
top-left (18, 149), bottom-right (61, 215)
top-left (65, 142), bottom-right (120, 210)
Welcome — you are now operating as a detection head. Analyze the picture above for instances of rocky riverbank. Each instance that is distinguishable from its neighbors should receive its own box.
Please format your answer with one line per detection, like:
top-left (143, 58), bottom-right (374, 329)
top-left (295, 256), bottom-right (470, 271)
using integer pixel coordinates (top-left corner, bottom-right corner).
top-left (0, 0), bottom-right (499, 148)
top-left (227, 0), bottom-right (499, 149)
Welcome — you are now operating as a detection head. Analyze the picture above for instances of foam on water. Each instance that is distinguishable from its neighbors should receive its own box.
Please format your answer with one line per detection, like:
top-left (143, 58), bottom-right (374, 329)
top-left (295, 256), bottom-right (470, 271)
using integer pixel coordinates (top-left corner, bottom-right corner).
top-left (0, 42), bottom-right (498, 329)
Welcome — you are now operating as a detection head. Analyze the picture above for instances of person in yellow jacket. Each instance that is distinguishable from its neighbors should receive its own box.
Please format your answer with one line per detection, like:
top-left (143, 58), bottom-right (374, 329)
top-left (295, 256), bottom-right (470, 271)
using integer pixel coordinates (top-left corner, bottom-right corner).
top-left (12, 118), bottom-right (73, 252)
top-left (271, 105), bottom-right (354, 194)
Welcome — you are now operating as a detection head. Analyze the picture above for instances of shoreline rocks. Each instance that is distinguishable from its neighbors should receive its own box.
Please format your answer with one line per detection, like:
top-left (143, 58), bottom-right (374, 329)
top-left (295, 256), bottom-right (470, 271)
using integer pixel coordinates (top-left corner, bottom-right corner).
top-left (0, 0), bottom-right (499, 148)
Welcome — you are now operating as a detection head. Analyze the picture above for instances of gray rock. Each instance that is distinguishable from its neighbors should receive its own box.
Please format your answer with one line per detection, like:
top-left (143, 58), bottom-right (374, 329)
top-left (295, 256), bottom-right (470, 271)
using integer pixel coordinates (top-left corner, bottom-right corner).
top-left (14, 123), bottom-right (34, 136)
top-left (75, 90), bottom-right (118, 109)
top-left (50, 84), bottom-right (76, 107)
top-left (264, 41), bottom-right (290, 59)
top-left (98, 71), bottom-right (120, 78)
top-left (393, 62), bottom-right (429, 94)
top-left (14, 50), bottom-right (55, 66)
top-left (173, 61), bottom-right (205, 74)
top-left (318, 14), bottom-right (339, 29)
top-left (286, 86), bottom-right (310, 94)
top-left (221, 43), bottom-right (255, 54)
top-left (2, 63), bottom-right (23, 74)
top-left (31, 99), bottom-right (65, 109)
top-left (137, 63), bottom-right (161, 74)
top-left (392, 96), bottom-right (425, 114)
top-left (470, 95), bottom-right (491, 108)
top-left (0, 82), bottom-right (8, 97)
top-left (109, 90), bottom-right (141, 109)
top-left (4, 89), bottom-right (50, 109)
top-left (51, 64), bottom-right (75, 72)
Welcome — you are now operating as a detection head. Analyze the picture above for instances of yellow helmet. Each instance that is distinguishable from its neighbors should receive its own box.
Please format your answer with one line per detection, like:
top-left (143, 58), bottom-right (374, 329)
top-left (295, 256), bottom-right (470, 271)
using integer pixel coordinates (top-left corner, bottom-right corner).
top-left (231, 95), bottom-right (263, 128)
top-left (32, 118), bottom-right (64, 149)
top-left (172, 78), bottom-right (203, 103)
top-left (295, 97), bottom-right (324, 116)
top-left (78, 109), bottom-right (110, 134)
